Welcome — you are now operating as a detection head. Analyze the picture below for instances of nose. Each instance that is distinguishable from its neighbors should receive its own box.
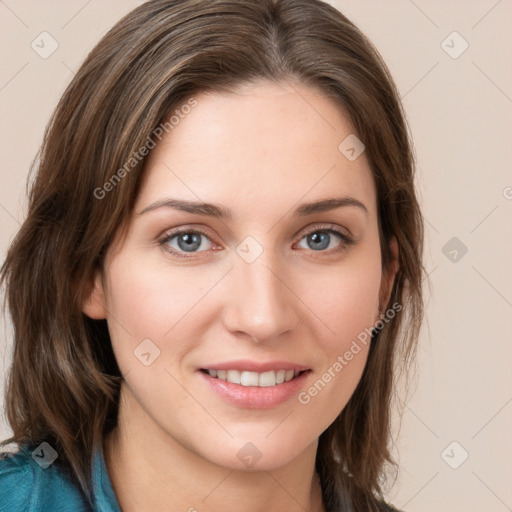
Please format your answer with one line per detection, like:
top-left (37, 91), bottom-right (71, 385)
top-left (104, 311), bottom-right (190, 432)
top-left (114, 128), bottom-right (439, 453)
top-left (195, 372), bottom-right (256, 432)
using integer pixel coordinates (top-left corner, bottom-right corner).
top-left (221, 247), bottom-right (300, 344)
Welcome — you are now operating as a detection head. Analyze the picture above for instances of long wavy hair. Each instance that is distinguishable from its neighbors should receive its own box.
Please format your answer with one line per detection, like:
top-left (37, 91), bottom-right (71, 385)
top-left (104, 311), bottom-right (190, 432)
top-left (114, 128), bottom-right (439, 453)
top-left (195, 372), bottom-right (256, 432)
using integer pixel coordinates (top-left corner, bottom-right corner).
top-left (0, 1), bottom-right (424, 510)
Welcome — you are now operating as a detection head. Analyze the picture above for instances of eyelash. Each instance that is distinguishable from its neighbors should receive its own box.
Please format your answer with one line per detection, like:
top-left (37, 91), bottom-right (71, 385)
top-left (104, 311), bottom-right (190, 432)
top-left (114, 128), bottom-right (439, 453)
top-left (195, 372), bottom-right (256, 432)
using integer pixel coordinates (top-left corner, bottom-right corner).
top-left (158, 224), bottom-right (354, 259)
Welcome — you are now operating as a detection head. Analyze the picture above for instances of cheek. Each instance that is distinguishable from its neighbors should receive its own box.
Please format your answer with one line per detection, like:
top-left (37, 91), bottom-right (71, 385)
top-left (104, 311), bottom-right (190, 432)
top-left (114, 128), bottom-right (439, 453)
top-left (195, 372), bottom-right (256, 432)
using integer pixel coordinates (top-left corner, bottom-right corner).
top-left (302, 246), bottom-right (382, 350)
top-left (293, 244), bottom-right (382, 419)
top-left (102, 252), bottom-right (210, 370)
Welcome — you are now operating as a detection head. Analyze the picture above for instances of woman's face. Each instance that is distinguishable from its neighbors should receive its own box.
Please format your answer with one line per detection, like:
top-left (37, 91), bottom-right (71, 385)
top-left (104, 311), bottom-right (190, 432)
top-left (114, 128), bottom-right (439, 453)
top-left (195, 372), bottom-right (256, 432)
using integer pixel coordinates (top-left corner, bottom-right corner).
top-left (84, 80), bottom-right (397, 471)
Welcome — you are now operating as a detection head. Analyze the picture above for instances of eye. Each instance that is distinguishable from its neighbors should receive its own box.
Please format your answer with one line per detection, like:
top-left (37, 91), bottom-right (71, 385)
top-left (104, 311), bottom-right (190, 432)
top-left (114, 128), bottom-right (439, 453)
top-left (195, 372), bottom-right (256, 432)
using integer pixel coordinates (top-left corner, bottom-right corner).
top-left (160, 228), bottom-right (215, 257)
top-left (295, 225), bottom-right (354, 253)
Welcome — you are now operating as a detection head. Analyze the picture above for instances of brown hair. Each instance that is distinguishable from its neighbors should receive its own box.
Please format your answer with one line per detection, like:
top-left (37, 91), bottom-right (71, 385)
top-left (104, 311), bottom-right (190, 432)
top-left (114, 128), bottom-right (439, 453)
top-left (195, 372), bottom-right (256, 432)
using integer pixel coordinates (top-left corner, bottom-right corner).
top-left (0, 1), bottom-right (424, 510)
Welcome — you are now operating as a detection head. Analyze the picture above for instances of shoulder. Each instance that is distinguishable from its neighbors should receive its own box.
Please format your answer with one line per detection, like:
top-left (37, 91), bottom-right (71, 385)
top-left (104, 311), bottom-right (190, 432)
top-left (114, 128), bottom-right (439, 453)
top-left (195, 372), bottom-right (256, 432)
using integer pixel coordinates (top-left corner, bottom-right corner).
top-left (0, 445), bottom-right (90, 512)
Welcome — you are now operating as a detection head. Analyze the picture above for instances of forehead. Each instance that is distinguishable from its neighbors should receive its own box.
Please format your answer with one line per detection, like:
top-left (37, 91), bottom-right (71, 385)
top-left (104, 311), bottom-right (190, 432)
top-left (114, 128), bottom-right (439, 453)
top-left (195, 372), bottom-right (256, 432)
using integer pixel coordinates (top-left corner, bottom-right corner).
top-left (136, 81), bottom-right (376, 220)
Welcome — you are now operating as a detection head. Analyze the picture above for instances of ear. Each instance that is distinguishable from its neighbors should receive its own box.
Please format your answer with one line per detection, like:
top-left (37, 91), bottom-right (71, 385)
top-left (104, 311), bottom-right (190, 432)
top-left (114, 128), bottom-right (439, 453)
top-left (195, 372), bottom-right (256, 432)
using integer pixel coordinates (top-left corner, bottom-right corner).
top-left (82, 269), bottom-right (107, 319)
top-left (379, 236), bottom-right (399, 312)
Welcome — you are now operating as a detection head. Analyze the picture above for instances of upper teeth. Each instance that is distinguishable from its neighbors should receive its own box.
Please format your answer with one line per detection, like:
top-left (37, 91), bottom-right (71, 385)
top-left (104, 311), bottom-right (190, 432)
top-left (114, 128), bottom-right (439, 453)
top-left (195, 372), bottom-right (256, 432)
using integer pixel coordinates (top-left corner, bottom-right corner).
top-left (208, 369), bottom-right (300, 387)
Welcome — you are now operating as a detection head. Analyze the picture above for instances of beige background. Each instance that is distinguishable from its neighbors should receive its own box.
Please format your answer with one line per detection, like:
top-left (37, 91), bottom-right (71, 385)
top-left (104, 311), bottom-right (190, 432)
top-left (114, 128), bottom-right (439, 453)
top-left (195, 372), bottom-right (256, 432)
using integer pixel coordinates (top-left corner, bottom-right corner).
top-left (1, 1), bottom-right (511, 511)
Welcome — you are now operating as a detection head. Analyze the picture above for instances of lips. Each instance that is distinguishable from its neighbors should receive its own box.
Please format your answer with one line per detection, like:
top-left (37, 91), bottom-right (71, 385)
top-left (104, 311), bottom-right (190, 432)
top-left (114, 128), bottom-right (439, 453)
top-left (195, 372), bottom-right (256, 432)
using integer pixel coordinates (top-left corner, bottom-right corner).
top-left (196, 359), bottom-right (312, 408)
top-left (198, 367), bottom-right (311, 409)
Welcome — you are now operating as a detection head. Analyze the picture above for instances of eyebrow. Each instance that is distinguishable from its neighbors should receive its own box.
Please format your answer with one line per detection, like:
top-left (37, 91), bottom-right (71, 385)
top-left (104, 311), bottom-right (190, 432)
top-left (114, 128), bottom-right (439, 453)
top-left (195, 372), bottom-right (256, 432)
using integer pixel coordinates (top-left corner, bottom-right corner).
top-left (137, 196), bottom-right (368, 219)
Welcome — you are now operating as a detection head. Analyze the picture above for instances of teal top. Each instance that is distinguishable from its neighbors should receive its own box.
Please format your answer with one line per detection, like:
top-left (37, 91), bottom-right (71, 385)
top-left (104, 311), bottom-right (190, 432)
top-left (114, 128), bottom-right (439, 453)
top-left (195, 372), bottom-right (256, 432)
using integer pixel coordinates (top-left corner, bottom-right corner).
top-left (0, 444), bottom-right (402, 512)
top-left (0, 444), bottom-right (121, 512)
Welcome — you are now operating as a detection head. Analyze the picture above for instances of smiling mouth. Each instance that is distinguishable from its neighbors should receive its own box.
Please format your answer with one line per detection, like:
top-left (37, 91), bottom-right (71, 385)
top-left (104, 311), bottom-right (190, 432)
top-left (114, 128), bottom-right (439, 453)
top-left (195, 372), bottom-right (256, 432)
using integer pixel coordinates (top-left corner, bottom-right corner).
top-left (200, 368), bottom-right (310, 387)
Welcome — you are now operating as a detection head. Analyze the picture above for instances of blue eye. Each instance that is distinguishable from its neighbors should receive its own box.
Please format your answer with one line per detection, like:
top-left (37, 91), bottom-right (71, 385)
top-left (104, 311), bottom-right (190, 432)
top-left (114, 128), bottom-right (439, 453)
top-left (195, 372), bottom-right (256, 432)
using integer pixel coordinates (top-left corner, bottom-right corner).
top-left (160, 229), bottom-right (213, 256)
top-left (297, 228), bottom-right (353, 252)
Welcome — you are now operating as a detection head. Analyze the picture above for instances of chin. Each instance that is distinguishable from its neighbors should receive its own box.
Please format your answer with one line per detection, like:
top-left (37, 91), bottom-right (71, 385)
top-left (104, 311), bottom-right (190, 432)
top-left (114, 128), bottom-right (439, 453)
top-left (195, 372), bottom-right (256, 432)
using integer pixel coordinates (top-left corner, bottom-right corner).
top-left (201, 435), bottom-right (315, 472)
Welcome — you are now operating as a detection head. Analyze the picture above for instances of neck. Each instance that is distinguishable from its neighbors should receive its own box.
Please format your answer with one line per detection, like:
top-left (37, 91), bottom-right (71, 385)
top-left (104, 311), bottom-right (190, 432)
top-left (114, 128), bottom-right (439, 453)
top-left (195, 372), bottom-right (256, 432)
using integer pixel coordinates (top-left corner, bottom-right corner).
top-left (103, 384), bottom-right (326, 512)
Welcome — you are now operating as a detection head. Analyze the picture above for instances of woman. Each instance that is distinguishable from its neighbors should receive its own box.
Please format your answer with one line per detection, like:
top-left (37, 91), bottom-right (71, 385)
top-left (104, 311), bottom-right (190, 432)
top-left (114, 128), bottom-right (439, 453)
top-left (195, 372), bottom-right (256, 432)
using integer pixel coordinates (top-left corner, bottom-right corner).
top-left (0, 0), bottom-right (424, 511)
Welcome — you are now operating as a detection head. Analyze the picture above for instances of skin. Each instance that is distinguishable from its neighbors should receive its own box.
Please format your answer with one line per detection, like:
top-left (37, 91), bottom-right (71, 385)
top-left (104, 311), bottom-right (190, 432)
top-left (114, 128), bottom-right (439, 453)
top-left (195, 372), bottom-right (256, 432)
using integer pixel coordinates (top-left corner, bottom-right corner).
top-left (83, 80), bottom-right (398, 512)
